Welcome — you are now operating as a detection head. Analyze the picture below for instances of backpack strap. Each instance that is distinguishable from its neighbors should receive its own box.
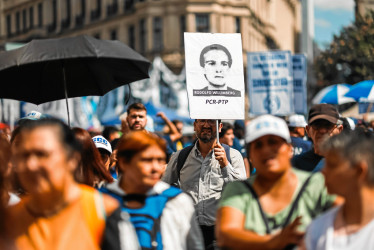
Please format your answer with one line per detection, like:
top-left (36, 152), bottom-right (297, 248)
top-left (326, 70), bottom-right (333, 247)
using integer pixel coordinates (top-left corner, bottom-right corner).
top-left (241, 173), bottom-right (315, 234)
top-left (282, 173), bottom-right (314, 227)
top-left (241, 181), bottom-right (271, 234)
top-left (124, 186), bottom-right (182, 250)
top-left (221, 143), bottom-right (231, 164)
top-left (176, 144), bottom-right (194, 181)
top-left (176, 142), bottom-right (232, 182)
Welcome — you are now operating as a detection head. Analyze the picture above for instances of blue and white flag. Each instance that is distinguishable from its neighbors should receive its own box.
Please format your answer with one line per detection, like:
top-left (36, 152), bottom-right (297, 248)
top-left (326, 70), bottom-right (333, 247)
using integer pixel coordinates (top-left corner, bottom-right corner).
top-left (247, 51), bottom-right (294, 116)
top-left (292, 54), bottom-right (307, 114)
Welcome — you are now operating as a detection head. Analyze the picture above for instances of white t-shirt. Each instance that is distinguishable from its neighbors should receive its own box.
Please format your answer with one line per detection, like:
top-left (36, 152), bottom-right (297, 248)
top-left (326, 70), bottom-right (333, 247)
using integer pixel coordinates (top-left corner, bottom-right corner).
top-left (305, 205), bottom-right (374, 250)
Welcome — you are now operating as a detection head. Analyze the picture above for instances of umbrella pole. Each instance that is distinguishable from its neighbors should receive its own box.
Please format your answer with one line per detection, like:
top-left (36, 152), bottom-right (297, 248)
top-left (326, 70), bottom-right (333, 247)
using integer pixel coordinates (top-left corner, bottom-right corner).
top-left (62, 64), bottom-right (71, 126)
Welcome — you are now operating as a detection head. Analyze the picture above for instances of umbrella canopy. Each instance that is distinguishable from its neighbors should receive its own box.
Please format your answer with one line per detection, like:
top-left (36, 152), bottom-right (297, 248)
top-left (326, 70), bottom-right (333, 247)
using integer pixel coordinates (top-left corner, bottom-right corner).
top-left (312, 83), bottom-right (355, 105)
top-left (344, 80), bottom-right (374, 102)
top-left (0, 35), bottom-right (150, 105)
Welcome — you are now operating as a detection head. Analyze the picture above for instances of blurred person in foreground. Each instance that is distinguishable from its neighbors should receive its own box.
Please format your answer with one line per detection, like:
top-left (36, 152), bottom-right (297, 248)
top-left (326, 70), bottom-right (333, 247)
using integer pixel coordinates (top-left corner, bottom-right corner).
top-left (100, 131), bottom-right (204, 250)
top-left (292, 104), bottom-right (343, 172)
top-left (73, 128), bottom-right (113, 188)
top-left (8, 111), bottom-right (50, 196)
top-left (216, 115), bottom-right (336, 249)
top-left (0, 133), bottom-right (19, 207)
top-left (2, 118), bottom-right (119, 249)
top-left (303, 129), bottom-right (374, 249)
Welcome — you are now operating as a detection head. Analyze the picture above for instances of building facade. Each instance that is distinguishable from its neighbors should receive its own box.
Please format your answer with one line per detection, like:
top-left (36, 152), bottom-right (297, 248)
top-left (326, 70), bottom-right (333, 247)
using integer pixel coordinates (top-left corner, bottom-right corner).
top-left (0, 0), bottom-right (301, 72)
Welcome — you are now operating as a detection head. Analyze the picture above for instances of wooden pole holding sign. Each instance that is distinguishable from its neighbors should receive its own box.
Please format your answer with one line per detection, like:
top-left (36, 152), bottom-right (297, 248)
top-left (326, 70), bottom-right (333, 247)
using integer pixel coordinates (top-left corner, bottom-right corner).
top-left (216, 120), bottom-right (219, 144)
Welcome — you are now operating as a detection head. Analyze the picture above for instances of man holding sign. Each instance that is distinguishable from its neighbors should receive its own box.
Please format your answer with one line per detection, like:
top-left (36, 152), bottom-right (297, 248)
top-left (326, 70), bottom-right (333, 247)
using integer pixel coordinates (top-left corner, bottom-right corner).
top-left (172, 33), bottom-right (246, 249)
top-left (162, 119), bottom-right (246, 249)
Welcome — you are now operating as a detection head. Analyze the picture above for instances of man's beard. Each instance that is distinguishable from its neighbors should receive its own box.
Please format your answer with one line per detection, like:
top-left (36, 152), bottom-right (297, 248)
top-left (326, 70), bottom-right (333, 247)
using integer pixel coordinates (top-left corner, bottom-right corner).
top-left (130, 122), bottom-right (144, 130)
top-left (197, 129), bottom-right (214, 143)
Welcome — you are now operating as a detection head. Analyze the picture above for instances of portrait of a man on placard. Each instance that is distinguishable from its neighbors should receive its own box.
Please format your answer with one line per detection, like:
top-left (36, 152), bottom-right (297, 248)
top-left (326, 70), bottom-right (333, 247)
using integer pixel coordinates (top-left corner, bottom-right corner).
top-left (193, 44), bottom-right (241, 97)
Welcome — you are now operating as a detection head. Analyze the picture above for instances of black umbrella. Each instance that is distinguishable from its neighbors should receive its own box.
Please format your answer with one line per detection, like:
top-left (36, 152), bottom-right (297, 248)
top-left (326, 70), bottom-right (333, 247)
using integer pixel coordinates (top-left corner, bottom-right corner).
top-left (0, 35), bottom-right (150, 125)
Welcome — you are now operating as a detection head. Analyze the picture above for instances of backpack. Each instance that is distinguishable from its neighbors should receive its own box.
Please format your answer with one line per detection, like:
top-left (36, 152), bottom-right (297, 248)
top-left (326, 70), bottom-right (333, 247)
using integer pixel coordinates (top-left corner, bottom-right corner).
top-left (176, 142), bottom-right (232, 181)
top-left (122, 186), bottom-right (182, 250)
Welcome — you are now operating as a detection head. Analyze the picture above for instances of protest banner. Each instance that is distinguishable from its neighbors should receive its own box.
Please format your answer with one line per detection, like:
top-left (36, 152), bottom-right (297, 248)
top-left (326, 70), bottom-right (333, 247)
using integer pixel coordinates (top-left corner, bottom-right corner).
top-left (247, 50), bottom-right (294, 116)
top-left (184, 33), bottom-right (245, 119)
top-left (292, 54), bottom-right (308, 114)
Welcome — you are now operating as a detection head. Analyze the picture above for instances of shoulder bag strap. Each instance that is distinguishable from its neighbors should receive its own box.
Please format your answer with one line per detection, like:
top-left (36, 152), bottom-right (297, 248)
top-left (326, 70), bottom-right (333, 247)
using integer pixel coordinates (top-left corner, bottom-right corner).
top-left (282, 173), bottom-right (315, 228)
top-left (241, 181), bottom-right (271, 234)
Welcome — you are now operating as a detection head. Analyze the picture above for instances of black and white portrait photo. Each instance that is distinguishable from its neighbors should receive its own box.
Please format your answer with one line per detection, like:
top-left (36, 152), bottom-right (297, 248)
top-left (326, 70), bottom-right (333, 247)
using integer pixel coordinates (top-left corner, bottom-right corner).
top-left (184, 33), bottom-right (245, 119)
top-left (193, 44), bottom-right (241, 97)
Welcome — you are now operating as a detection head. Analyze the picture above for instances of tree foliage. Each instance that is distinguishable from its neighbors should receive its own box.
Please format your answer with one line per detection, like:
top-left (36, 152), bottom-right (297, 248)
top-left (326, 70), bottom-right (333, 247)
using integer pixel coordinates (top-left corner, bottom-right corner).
top-left (314, 11), bottom-right (374, 86)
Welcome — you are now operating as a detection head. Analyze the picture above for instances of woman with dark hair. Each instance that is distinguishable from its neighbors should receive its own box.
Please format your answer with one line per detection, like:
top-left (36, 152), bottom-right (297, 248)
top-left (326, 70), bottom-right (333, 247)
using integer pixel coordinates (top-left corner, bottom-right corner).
top-left (72, 127), bottom-right (113, 188)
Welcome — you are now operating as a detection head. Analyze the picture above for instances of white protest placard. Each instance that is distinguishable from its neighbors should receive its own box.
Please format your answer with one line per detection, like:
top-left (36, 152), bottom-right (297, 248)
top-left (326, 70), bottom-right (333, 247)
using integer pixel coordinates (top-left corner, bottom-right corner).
top-left (247, 51), bottom-right (294, 116)
top-left (292, 54), bottom-right (308, 114)
top-left (184, 33), bottom-right (245, 119)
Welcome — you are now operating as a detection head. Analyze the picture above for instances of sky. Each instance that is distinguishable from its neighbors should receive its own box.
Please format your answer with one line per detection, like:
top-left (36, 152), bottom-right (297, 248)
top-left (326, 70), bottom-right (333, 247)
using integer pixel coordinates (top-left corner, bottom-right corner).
top-left (314, 0), bottom-right (355, 49)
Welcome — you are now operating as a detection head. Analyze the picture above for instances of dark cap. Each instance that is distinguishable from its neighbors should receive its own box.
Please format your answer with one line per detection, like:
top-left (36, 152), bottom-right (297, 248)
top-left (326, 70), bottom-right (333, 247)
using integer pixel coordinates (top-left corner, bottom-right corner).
top-left (308, 104), bottom-right (340, 125)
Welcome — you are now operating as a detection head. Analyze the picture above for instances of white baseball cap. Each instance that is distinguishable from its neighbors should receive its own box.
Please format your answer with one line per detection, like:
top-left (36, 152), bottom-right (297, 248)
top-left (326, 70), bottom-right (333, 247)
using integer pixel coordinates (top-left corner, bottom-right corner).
top-left (92, 135), bottom-right (112, 155)
top-left (245, 115), bottom-right (291, 144)
top-left (288, 114), bottom-right (307, 127)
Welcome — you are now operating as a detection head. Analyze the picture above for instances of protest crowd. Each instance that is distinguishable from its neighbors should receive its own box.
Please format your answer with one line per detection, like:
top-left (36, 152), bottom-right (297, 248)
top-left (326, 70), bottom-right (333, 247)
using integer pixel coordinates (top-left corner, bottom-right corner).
top-left (1, 100), bottom-right (374, 250)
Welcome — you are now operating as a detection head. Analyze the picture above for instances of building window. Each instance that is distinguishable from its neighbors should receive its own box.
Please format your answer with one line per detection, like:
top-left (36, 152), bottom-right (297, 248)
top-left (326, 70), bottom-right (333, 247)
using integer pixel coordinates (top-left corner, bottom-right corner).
top-left (124, 0), bottom-right (134, 12)
top-left (180, 15), bottom-right (186, 47)
top-left (22, 9), bottom-right (27, 32)
top-left (235, 17), bottom-right (241, 33)
top-left (107, 0), bottom-right (118, 16)
top-left (16, 12), bottom-right (20, 34)
top-left (128, 25), bottom-right (135, 49)
top-left (75, 0), bottom-right (85, 27)
top-left (91, 0), bottom-right (101, 21)
top-left (6, 15), bottom-right (11, 38)
top-left (38, 3), bottom-right (43, 28)
top-left (139, 19), bottom-right (146, 53)
top-left (48, 0), bottom-right (57, 33)
top-left (110, 29), bottom-right (117, 40)
top-left (61, 0), bottom-right (71, 29)
top-left (153, 17), bottom-right (163, 52)
top-left (196, 14), bottom-right (209, 32)
top-left (29, 7), bottom-right (34, 29)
